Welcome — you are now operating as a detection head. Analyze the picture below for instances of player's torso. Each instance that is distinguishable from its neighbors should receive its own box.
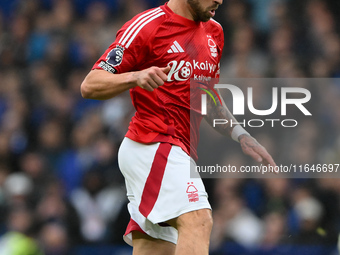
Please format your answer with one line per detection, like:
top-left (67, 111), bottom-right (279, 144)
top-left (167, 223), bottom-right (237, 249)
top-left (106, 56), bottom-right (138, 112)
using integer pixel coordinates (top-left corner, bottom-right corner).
top-left (120, 5), bottom-right (223, 153)
top-left (140, 19), bottom-right (221, 96)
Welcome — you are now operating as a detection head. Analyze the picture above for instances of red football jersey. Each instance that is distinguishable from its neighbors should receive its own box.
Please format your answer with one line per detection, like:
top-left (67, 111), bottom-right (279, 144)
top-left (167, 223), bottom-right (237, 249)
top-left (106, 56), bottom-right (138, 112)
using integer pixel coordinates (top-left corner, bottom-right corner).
top-left (93, 3), bottom-right (224, 161)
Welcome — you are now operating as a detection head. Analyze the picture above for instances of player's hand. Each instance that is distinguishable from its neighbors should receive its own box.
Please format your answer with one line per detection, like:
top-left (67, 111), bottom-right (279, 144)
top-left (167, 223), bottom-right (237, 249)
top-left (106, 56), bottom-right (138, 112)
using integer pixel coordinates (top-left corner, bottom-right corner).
top-left (239, 134), bottom-right (276, 168)
top-left (135, 66), bottom-right (170, 91)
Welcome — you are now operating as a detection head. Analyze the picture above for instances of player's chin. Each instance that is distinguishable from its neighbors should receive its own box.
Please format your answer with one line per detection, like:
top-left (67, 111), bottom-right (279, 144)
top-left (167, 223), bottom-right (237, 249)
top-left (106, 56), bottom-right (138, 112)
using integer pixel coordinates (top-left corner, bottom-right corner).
top-left (200, 14), bottom-right (211, 22)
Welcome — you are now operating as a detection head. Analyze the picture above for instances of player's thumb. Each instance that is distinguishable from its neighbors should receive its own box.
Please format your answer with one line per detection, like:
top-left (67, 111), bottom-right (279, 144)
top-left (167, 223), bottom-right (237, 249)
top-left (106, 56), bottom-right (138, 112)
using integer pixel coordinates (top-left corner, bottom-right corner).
top-left (161, 65), bottom-right (171, 74)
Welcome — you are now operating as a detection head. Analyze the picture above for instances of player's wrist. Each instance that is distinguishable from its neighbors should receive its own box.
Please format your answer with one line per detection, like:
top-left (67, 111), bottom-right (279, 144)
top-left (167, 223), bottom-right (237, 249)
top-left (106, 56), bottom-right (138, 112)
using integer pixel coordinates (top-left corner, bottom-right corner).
top-left (231, 125), bottom-right (250, 143)
top-left (126, 71), bottom-right (140, 88)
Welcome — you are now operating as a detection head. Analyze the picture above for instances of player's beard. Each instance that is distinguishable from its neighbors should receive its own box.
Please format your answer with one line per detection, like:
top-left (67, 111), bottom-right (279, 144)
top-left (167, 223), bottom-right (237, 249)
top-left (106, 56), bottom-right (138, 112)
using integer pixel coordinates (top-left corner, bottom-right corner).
top-left (187, 0), bottom-right (217, 22)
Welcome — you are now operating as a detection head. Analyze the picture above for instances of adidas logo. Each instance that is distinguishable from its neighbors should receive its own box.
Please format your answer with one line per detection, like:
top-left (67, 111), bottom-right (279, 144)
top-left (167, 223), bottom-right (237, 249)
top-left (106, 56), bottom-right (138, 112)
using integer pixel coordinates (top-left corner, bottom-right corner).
top-left (167, 40), bottom-right (184, 53)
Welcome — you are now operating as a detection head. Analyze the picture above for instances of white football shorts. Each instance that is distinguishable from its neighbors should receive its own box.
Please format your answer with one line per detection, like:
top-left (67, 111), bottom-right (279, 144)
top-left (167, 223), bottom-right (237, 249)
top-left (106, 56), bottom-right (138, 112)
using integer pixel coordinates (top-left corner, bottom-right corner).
top-left (118, 137), bottom-right (211, 246)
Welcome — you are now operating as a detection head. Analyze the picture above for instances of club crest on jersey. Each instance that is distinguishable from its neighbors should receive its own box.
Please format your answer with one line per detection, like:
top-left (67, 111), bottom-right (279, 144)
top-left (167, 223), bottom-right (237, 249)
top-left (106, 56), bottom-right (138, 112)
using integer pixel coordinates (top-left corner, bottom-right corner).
top-left (207, 35), bottom-right (217, 58)
top-left (106, 45), bottom-right (124, 67)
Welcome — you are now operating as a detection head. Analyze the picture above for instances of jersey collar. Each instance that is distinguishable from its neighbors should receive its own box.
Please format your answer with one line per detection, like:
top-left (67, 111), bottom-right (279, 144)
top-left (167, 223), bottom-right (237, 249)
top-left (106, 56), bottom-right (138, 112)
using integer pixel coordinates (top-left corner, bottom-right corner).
top-left (162, 2), bottom-right (202, 27)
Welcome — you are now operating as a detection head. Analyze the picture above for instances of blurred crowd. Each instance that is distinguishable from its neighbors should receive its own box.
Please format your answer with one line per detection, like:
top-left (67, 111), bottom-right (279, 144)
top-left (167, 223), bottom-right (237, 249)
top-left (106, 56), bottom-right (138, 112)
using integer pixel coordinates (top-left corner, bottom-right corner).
top-left (0, 0), bottom-right (339, 254)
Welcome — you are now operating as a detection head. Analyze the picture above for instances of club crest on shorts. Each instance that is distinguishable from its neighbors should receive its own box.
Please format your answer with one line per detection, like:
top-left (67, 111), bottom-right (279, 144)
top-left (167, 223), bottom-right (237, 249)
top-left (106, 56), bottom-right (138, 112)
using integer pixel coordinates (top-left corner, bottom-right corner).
top-left (106, 45), bottom-right (124, 66)
top-left (186, 182), bottom-right (199, 202)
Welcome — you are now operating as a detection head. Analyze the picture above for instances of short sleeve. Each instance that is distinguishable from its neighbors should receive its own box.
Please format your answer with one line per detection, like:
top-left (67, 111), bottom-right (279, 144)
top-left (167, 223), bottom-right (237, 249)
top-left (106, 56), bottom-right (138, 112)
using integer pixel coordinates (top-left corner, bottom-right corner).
top-left (92, 7), bottom-right (165, 74)
top-left (92, 29), bottom-right (142, 74)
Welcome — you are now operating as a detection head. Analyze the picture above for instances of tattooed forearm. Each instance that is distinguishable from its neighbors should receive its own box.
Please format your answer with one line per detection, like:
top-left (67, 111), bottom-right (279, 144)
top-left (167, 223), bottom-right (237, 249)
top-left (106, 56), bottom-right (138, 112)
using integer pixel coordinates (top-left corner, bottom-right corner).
top-left (204, 91), bottom-right (238, 137)
top-left (240, 134), bottom-right (260, 149)
top-left (203, 90), bottom-right (277, 166)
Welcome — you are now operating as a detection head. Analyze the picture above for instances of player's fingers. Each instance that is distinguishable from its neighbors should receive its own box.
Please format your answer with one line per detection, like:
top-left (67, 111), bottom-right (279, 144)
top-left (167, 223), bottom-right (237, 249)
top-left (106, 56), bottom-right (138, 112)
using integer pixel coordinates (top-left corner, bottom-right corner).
top-left (139, 79), bottom-right (157, 91)
top-left (139, 83), bottom-right (154, 91)
top-left (243, 147), bottom-right (262, 163)
top-left (150, 72), bottom-right (166, 86)
top-left (160, 65), bottom-right (171, 74)
top-left (147, 78), bottom-right (159, 89)
top-left (263, 154), bottom-right (276, 167)
top-left (256, 151), bottom-right (277, 171)
top-left (158, 66), bottom-right (170, 81)
top-left (254, 146), bottom-right (276, 167)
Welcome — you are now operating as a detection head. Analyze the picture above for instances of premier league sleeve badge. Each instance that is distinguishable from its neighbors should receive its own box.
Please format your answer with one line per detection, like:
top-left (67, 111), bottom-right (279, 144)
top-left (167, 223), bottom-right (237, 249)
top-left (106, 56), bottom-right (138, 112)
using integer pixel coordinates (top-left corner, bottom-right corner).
top-left (106, 45), bottom-right (124, 67)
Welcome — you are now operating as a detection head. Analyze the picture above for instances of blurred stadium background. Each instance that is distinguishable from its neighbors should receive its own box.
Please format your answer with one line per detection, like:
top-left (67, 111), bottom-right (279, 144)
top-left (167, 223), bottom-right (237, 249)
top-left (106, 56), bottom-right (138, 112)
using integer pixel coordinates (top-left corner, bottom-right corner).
top-left (0, 0), bottom-right (340, 254)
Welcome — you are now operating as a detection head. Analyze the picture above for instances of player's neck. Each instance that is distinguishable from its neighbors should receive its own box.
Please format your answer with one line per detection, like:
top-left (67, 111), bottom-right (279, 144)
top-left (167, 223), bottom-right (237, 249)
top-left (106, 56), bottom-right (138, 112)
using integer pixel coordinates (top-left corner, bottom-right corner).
top-left (167, 0), bottom-right (195, 21)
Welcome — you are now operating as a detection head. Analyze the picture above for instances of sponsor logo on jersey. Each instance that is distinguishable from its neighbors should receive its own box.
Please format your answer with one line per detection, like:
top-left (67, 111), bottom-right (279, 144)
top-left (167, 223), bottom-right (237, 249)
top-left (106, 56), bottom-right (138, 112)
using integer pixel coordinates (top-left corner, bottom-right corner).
top-left (167, 41), bottom-right (185, 53)
top-left (106, 45), bottom-right (124, 67)
top-left (167, 60), bottom-right (193, 81)
top-left (167, 60), bottom-right (217, 82)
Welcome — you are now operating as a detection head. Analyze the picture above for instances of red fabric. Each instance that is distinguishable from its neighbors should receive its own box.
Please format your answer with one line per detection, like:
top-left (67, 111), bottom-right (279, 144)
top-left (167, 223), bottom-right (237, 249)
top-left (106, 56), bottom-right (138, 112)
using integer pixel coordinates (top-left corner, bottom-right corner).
top-left (93, 3), bottom-right (224, 161)
top-left (139, 143), bottom-right (172, 217)
top-left (124, 218), bottom-right (146, 236)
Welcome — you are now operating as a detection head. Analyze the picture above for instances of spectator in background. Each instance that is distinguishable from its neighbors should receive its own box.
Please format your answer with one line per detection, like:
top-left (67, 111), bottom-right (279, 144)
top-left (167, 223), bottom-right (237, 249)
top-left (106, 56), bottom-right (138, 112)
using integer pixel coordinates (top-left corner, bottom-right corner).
top-left (261, 178), bottom-right (290, 215)
top-left (210, 178), bottom-right (264, 251)
top-left (0, 206), bottom-right (43, 255)
top-left (290, 186), bottom-right (326, 244)
top-left (246, 0), bottom-right (289, 34)
top-left (0, 0), bottom-right (340, 254)
top-left (35, 178), bottom-right (82, 246)
top-left (260, 211), bottom-right (287, 249)
top-left (19, 152), bottom-right (54, 205)
top-left (221, 24), bottom-right (269, 77)
top-left (39, 222), bottom-right (70, 255)
top-left (36, 119), bottom-right (66, 172)
top-left (3, 173), bottom-right (33, 208)
top-left (0, 164), bottom-right (10, 233)
top-left (70, 170), bottom-right (126, 244)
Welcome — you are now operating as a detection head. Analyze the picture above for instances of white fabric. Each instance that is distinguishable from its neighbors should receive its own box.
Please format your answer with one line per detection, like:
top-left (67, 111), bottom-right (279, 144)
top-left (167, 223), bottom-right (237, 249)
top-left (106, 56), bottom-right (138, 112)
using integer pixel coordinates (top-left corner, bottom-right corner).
top-left (118, 137), bottom-right (211, 245)
top-left (231, 125), bottom-right (250, 142)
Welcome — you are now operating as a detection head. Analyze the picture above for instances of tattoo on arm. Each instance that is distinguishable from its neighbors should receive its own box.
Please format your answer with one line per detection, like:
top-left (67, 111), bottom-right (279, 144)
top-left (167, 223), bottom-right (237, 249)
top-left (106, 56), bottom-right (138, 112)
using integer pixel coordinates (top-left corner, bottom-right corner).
top-left (240, 134), bottom-right (260, 148)
top-left (204, 89), bottom-right (237, 137)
